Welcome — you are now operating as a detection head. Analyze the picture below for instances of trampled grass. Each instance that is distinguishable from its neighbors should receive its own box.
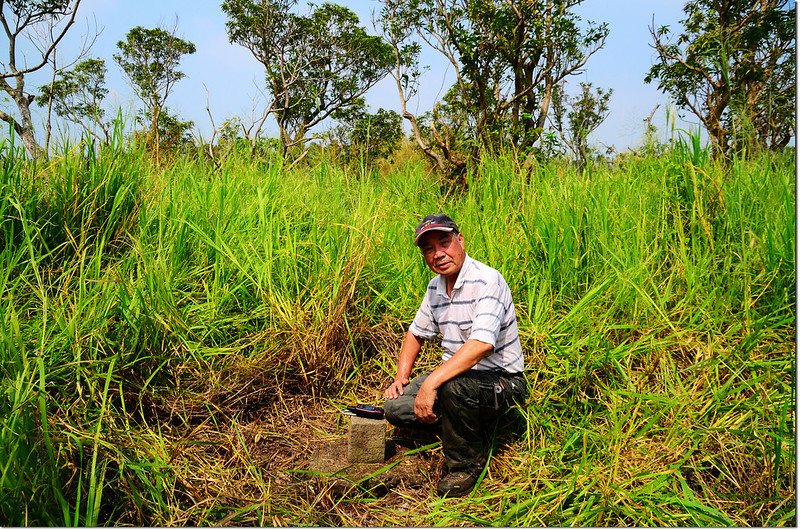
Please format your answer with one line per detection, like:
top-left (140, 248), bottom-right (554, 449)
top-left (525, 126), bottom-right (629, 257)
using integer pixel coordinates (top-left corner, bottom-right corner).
top-left (0, 137), bottom-right (794, 526)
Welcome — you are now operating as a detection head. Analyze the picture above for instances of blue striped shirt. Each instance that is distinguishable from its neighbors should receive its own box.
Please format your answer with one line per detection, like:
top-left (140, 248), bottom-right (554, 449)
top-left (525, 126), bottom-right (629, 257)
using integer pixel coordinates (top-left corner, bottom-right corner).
top-left (409, 255), bottom-right (524, 373)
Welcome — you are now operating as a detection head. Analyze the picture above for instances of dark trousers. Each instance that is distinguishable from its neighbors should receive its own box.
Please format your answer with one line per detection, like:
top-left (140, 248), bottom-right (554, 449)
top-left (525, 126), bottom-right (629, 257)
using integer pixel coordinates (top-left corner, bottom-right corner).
top-left (383, 369), bottom-right (527, 473)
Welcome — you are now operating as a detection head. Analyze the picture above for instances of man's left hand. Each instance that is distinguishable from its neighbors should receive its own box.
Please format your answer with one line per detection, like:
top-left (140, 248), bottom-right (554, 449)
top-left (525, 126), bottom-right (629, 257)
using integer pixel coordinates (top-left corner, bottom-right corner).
top-left (414, 382), bottom-right (438, 423)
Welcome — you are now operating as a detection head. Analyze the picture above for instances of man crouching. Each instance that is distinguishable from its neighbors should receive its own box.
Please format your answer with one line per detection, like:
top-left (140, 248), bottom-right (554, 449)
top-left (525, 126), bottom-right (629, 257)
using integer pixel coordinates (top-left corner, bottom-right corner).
top-left (383, 213), bottom-right (527, 497)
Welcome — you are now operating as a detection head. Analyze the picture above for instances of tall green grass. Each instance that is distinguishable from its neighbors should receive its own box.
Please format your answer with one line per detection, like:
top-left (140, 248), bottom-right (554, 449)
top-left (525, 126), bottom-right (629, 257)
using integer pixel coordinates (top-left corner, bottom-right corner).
top-left (0, 134), bottom-right (794, 526)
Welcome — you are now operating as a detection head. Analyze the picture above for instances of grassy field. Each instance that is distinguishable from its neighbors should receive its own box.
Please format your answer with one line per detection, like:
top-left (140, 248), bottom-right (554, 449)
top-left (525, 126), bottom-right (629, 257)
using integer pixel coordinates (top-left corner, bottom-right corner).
top-left (0, 136), bottom-right (795, 526)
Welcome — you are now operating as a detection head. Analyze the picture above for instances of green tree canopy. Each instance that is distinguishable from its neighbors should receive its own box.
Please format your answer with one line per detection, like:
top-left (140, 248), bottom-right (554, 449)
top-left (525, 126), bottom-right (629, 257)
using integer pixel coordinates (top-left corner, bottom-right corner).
top-left (331, 100), bottom-right (403, 166)
top-left (222, 0), bottom-right (394, 158)
top-left (551, 81), bottom-right (612, 172)
top-left (645, 0), bottom-right (795, 158)
top-left (37, 58), bottom-right (110, 142)
top-left (113, 25), bottom-right (196, 159)
top-left (380, 0), bottom-right (608, 176)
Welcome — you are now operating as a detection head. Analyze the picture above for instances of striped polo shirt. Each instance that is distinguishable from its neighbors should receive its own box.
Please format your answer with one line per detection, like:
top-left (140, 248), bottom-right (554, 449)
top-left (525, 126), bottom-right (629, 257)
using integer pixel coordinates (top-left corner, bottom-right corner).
top-left (409, 254), bottom-right (524, 373)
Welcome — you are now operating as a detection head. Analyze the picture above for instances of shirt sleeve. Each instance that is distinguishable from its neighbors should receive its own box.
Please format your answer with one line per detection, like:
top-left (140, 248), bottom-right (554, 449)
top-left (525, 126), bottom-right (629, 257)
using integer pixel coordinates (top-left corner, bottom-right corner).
top-left (409, 287), bottom-right (439, 340)
top-left (467, 281), bottom-right (507, 347)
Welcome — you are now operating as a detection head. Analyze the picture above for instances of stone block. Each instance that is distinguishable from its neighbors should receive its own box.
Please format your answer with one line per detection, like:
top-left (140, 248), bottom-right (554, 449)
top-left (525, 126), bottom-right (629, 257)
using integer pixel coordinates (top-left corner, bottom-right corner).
top-left (347, 416), bottom-right (386, 463)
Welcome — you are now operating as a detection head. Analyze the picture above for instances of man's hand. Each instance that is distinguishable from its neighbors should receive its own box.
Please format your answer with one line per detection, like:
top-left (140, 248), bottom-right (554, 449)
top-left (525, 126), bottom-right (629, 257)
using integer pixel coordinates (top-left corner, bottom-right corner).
top-left (384, 377), bottom-right (408, 400)
top-left (414, 381), bottom-right (438, 423)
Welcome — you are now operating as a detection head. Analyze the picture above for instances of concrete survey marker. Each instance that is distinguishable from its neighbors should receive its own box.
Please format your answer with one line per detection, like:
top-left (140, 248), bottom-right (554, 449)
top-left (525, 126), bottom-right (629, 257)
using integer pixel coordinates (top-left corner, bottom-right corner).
top-left (347, 416), bottom-right (386, 463)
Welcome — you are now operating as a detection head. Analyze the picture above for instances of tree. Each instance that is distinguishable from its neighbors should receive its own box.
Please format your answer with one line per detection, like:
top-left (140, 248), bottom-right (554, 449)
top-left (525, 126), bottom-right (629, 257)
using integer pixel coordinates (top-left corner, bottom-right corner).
top-left (37, 57), bottom-right (110, 143)
top-left (727, 4), bottom-right (795, 154)
top-left (645, 0), bottom-right (795, 159)
top-left (379, 0), bottom-right (447, 171)
top-left (330, 100), bottom-right (403, 166)
top-left (380, 0), bottom-right (608, 175)
top-left (144, 108), bottom-right (193, 154)
top-left (0, 0), bottom-right (84, 157)
top-left (551, 81), bottom-right (612, 172)
top-left (222, 0), bottom-right (394, 159)
top-left (113, 25), bottom-right (196, 162)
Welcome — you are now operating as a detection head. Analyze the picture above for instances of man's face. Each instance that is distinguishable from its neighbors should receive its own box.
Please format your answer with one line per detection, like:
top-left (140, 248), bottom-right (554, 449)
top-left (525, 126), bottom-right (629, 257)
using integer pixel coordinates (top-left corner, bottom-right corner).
top-left (418, 230), bottom-right (466, 279)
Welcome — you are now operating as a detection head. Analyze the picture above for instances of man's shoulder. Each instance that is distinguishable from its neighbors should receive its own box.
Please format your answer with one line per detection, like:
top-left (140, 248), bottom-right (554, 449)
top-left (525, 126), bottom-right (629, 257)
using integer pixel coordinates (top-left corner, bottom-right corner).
top-left (465, 256), bottom-right (506, 285)
top-left (425, 273), bottom-right (444, 293)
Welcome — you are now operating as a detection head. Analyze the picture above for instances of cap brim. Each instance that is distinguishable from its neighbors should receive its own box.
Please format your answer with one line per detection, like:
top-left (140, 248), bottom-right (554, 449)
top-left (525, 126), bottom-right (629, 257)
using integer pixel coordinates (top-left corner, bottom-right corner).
top-left (414, 226), bottom-right (454, 245)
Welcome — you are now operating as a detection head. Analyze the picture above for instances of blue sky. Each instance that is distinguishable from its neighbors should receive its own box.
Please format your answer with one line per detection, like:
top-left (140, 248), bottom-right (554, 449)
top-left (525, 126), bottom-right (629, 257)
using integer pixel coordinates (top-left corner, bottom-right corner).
top-left (43, 0), bottom-right (691, 152)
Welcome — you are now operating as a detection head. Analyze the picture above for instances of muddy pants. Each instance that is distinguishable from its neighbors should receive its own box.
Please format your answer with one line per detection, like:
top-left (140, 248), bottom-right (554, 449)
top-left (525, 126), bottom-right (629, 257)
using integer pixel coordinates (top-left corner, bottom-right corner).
top-left (383, 369), bottom-right (527, 473)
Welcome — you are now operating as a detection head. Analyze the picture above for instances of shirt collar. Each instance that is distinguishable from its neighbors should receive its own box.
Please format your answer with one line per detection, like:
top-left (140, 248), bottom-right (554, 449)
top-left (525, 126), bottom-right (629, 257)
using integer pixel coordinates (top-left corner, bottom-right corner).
top-left (434, 254), bottom-right (474, 298)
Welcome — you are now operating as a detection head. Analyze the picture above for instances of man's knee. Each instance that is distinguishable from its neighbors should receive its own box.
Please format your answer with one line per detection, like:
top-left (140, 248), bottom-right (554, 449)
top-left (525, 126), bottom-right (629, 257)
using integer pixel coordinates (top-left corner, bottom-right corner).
top-left (383, 396), bottom-right (413, 426)
top-left (383, 397), bottom-right (401, 424)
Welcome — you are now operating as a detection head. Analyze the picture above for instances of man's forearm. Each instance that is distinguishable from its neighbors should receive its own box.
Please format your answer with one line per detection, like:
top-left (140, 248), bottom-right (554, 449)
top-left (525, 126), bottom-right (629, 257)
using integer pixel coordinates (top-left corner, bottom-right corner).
top-left (412, 338), bottom-right (493, 423)
top-left (395, 330), bottom-right (424, 381)
top-left (385, 330), bottom-right (425, 399)
top-left (422, 339), bottom-right (493, 391)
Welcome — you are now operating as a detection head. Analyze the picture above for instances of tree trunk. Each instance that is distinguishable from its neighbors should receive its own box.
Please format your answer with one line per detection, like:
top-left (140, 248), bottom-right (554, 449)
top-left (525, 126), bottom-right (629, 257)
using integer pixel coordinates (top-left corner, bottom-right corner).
top-left (0, 77), bottom-right (44, 158)
top-left (152, 103), bottom-right (161, 165)
top-left (14, 93), bottom-right (44, 159)
top-left (403, 111), bottom-right (444, 172)
top-left (704, 88), bottom-right (730, 160)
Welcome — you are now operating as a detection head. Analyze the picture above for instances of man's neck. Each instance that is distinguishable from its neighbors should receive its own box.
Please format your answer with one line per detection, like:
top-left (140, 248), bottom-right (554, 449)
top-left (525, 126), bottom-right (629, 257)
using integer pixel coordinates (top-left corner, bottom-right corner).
top-left (445, 276), bottom-right (456, 297)
top-left (441, 254), bottom-right (468, 297)
top-left (443, 267), bottom-right (462, 297)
